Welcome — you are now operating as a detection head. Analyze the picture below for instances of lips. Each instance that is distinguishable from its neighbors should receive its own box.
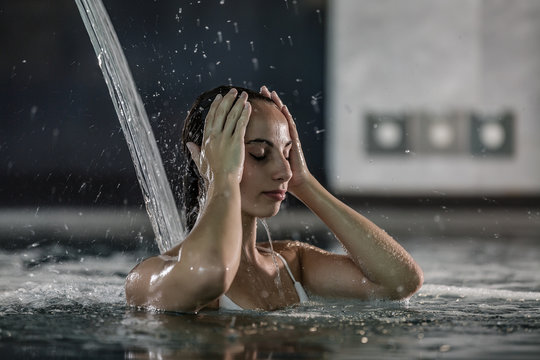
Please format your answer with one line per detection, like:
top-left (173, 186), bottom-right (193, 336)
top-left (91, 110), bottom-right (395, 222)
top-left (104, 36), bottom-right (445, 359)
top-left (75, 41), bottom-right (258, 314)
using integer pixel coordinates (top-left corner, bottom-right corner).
top-left (262, 190), bottom-right (287, 201)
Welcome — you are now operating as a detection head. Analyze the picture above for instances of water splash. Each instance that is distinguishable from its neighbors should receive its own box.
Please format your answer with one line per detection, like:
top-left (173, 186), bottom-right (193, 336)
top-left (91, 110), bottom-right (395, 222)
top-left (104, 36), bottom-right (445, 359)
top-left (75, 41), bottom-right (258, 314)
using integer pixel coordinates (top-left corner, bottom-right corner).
top-left (75, 0), bottom-right (185, 253)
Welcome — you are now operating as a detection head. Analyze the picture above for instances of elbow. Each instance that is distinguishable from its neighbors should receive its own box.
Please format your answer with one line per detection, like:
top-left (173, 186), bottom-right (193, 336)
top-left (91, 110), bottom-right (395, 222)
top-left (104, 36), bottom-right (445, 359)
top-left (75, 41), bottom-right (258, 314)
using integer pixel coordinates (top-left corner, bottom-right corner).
top-left (125, 259), bottom-right (233, 313)
top-left (406, 265), bottom-right (424, 298)
top-left (391, 264), bottom-right (424, 300)
top-left (196, 263), bottom-right (231, 298)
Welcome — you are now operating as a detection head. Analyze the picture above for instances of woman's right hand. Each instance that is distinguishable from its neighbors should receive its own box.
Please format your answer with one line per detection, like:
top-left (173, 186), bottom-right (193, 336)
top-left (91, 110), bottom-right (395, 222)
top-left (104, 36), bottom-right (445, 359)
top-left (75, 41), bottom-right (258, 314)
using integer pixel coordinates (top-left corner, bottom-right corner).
top-left (186, 88), bottom-right (251, 188)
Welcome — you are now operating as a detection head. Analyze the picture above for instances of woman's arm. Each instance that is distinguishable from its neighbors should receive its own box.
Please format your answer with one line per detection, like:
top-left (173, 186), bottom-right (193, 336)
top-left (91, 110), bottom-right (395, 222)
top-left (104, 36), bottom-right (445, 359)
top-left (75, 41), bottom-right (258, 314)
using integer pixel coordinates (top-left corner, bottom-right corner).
top-left (125, 89), bottom-right (251, 312)
top-left (293, 176), bottom-right (423, 300)
top-left (261, 87), bottom-right (423, 300)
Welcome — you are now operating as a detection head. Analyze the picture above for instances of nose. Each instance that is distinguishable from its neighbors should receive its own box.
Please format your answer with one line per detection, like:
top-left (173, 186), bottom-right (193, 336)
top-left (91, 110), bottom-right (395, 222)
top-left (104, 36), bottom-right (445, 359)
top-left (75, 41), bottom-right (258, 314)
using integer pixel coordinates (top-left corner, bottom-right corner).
top-left (272, 155), bottom-right (293, 182)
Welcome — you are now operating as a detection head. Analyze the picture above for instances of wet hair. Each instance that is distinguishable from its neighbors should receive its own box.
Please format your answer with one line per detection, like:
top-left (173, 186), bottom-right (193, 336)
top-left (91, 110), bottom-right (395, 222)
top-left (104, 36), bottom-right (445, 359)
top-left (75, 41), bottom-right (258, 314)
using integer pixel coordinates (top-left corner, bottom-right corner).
top-left (180, 85), bottom-right (274, 232)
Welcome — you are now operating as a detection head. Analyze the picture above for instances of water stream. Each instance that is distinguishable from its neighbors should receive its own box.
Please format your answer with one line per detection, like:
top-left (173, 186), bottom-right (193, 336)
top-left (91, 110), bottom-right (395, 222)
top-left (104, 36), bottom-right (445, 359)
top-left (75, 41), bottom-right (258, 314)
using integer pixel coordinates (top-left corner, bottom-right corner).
top-left (74, 0), bottom-right (185, 253)
top-left (260, 219), bottom-right (284, 298)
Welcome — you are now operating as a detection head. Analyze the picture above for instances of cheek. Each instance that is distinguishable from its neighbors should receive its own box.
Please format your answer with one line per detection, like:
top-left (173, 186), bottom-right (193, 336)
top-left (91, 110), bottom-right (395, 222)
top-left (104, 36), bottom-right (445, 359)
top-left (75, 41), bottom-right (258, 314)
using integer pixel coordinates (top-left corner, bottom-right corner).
top-left (240, 161), bottom-right (255, 187)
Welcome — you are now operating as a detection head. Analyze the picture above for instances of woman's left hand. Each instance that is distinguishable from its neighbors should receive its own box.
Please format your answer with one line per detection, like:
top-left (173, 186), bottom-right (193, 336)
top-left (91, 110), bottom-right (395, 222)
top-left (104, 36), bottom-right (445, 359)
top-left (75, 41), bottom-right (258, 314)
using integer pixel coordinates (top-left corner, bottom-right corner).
top-left (260, 86), bottom-right (312, 195)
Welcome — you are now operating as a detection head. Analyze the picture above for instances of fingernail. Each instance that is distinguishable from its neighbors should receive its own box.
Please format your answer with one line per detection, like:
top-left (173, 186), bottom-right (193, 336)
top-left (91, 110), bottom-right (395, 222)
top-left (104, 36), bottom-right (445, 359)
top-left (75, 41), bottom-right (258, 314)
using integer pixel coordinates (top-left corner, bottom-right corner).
top-left (215, 94), bottom-right (222, 101)
top-left (240, 91), bottom-right (248, 98)
top-left (228, 88), bottom-right (237, 94)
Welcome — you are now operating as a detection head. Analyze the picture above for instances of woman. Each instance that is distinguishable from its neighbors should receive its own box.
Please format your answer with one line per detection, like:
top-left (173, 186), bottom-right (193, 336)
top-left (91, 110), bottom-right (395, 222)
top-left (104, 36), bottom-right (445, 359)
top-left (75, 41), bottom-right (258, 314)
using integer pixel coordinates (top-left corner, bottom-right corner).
top-left (125, 85), bottom-right (423, 312)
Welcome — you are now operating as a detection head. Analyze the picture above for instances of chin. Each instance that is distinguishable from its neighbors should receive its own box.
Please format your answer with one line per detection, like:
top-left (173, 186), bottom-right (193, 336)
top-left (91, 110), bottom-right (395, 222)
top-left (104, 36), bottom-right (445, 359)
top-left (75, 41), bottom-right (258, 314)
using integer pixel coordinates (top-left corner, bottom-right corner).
top-left (244, 203), bottom-right (282, 219)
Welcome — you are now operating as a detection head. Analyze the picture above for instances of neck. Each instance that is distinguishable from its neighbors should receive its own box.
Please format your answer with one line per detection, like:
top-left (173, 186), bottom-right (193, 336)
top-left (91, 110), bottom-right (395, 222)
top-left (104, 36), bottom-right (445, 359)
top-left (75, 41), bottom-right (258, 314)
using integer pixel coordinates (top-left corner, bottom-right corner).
top-left (240, 213), bottom-right (260, 264)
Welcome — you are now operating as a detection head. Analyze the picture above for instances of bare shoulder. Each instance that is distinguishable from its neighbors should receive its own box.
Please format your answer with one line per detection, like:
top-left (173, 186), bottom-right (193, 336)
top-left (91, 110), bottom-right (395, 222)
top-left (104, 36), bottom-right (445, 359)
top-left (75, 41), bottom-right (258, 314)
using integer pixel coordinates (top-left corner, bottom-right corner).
top-left (258, 240), bottom-right (331, 257)
top-left (258, 240), bottom-right (299, 256)
top-left (258, 240), bottom-right (332, 282)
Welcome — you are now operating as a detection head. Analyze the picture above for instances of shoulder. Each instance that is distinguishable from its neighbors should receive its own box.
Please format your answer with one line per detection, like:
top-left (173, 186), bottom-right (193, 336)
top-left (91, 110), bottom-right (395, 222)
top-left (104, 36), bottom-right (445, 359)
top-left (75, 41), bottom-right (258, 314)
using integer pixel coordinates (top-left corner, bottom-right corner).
top-left (258, 240), bottom-right (330, 258)
top-left (258, 240), bottom-right (330, 281)
top-left (258, 240), bottom-right (301, 256)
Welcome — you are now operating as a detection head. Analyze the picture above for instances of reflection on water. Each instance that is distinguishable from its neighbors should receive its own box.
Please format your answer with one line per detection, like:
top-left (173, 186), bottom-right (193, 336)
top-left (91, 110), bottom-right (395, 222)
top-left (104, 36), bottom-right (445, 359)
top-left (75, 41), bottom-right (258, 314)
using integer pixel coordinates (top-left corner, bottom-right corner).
top-left (1, 237), bottom-right (539, 359)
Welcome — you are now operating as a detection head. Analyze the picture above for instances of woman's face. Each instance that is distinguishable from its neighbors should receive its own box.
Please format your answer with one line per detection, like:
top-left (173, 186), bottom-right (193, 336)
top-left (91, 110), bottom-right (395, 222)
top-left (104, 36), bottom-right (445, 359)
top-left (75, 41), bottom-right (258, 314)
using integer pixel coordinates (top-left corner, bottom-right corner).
top-left (240, 100), bottom-right (293, 218)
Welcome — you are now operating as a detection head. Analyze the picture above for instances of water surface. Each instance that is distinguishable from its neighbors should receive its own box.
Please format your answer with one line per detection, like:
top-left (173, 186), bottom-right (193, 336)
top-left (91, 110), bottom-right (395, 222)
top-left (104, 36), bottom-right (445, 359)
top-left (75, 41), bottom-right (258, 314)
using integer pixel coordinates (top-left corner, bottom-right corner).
top-left (1, 237), bottom-right (539, 359)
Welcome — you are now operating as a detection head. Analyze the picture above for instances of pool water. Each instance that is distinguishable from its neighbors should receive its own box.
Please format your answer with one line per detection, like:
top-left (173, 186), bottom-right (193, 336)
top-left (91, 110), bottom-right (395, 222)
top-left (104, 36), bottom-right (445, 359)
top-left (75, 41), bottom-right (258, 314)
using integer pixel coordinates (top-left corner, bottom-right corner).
top-left (1, 237), bottom-right (539, 359)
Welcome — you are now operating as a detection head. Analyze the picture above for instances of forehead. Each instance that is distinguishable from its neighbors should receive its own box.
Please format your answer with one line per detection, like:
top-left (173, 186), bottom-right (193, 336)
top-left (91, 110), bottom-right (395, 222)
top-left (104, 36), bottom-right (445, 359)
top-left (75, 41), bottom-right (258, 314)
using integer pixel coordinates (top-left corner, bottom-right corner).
top-left (245, 101), bottom-right (290, 142)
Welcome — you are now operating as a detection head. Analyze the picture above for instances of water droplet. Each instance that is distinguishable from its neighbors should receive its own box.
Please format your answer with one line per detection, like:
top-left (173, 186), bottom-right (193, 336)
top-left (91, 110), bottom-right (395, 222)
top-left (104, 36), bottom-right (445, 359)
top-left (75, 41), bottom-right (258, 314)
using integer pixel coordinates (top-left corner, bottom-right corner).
top-left (288, 35), bottom-right (294, 46)
top-left (97, 52), bottom-right (103, 68)
top-left (439, 345), bottom-right (451, 352)
top-left (217, 31), bottom-right (223, 43)
top-left (316, 9), bottom-right (322, 24)
top-left (250, 41), bottom-right (255, 52)
top-left (310, 99), bottom-right (320, 113)
top-left (252, 58), bottom-right (259, 71)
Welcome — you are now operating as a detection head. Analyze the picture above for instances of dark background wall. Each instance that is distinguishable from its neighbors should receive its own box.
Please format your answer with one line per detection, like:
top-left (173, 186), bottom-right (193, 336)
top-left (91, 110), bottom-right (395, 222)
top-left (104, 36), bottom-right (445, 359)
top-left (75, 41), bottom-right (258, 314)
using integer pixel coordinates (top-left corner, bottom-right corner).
top-left (0, 0), bottom-right (326, 209)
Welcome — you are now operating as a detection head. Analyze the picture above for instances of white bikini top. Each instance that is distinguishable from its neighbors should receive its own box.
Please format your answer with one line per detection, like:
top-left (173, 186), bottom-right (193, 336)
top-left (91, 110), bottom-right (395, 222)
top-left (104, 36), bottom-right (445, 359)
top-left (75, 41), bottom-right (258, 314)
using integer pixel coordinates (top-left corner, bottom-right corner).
top-left (219, 249), bottom-right (309, 311)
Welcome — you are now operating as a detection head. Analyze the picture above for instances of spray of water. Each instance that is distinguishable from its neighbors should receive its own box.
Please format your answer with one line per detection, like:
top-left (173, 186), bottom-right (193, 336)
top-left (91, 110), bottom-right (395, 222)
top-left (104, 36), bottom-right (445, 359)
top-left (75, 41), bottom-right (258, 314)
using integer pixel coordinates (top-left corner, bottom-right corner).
top-left (75, 0), bottom-right (185, 253)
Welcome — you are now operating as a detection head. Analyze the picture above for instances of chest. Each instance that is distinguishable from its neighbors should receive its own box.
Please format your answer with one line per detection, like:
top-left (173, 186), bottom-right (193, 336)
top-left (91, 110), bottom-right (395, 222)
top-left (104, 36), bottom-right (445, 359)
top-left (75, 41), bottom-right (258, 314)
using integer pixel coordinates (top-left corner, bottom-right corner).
top-left (226, 264), bottom-right (301, 310)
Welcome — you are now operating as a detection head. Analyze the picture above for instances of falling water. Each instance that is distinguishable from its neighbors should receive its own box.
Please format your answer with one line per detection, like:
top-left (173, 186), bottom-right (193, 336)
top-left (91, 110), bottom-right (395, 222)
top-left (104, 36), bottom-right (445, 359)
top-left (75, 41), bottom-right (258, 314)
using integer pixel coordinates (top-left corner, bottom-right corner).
top-left (75, 0), bottom-right (185, 253)
top-left (259, 219), bottom-right (284, 297)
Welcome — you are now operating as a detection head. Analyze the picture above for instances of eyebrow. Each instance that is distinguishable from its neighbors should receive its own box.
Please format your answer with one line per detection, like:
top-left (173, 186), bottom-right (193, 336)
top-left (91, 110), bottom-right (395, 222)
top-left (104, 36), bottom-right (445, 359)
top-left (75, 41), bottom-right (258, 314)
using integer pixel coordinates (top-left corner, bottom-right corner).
top-left (246, 138), bottom-right (293, 147)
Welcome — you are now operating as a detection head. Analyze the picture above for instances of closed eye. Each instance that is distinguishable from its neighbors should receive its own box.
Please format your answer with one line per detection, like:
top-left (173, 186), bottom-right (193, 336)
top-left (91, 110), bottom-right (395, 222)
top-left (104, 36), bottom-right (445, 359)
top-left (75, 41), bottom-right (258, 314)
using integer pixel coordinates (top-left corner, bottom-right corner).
top-left (250, 154), bottom-right (266, 161)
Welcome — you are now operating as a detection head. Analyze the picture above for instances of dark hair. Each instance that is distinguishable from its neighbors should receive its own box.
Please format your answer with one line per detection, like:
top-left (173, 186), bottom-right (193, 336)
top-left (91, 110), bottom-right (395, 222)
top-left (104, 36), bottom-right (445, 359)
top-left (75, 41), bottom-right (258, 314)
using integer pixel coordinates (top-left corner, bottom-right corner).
top-left (180, 85), bottom-right (274, 232)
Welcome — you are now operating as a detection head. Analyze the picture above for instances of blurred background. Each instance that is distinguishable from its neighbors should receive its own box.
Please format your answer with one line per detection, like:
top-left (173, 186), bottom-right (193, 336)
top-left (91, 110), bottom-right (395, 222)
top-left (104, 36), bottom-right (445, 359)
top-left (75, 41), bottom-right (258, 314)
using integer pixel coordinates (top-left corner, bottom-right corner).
top-left (1, 0), bottom-right (539, 252)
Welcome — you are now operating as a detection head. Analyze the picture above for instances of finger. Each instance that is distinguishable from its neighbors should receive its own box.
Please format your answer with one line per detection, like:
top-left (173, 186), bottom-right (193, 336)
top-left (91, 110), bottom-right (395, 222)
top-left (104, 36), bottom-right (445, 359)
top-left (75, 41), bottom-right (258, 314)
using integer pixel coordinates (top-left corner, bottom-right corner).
top-left (203, 93), bottom-right (223, 138)
top-left (270, 90), bottom-right (284, 109)
top-left (234, 101), bottom-right (252, 140)
top-left (260, 85), bottom-right (271, 98)
top-left (212, 88), bottom-right (238, 132)
top-left (224, 91), bottom-right (248, 136)
top-left (283, 105), bottom-right (300, 140)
